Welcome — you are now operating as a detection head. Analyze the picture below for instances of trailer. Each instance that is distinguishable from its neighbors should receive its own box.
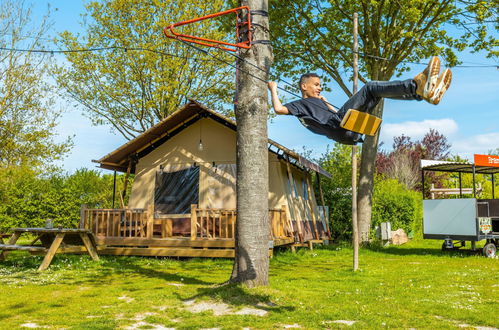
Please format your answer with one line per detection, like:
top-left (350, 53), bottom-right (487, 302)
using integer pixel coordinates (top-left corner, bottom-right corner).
top-left (421, 154), bottom-right (499, 257)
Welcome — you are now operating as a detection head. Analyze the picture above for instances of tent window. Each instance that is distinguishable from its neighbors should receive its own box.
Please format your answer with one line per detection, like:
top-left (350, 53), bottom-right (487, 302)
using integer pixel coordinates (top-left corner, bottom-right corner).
top-left (154, 166), bottom-right (199, 214)
top-left (303, 180), bottom-right (309, 201)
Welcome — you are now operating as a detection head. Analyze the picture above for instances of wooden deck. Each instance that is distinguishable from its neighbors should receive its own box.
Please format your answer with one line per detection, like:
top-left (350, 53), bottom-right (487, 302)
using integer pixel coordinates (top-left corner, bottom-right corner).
top-left (80, 205), bottom-right (302, 257)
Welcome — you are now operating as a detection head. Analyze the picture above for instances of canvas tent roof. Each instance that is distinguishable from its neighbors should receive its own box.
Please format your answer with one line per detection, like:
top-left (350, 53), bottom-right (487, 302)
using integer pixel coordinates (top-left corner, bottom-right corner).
top-left (93, 100), bottom-right (332, 178)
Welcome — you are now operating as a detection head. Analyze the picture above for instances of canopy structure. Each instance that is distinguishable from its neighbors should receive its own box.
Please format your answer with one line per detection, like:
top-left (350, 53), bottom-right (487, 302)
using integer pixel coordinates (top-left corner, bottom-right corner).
top-left (421, 159), bottom-right (499, 175)
top-left (421, 157), bottom-right (499, 199)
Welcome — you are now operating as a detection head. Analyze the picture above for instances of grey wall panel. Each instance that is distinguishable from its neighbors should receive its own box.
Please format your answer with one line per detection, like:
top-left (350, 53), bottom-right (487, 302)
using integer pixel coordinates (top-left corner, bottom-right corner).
top-left (423, 199), bottom-right (477, 236)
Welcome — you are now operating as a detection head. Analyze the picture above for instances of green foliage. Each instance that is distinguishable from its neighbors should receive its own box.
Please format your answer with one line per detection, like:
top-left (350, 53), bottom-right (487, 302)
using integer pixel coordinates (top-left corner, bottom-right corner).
top-left (0, 167), bottom-right (130, 233)
top-left (315, 143), bottom-right (358, 240)
top-left (270, 0), bottom-right (498, 97)
top-left (488, 148), bottom-right (499, 156)
top-left (443, 171), bottom-right (498, 199)
top-left (315, 143), bottom-right (424, 240)
top-left (0, 0), bottom-right (72, 168)
top-left (55, 0), bottom-right (234, 140)
top-left (372, 176), bottom-right (423, 237)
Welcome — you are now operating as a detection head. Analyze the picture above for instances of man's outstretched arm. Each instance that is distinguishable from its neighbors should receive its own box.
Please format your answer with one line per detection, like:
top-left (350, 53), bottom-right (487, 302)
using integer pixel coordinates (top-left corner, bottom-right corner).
top-left (268, 81), bottom-right (289, 115)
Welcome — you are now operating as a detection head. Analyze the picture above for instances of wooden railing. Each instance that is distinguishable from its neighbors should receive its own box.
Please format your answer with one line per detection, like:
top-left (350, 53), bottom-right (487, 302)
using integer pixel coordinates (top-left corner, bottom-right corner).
top-left (430, 183), bottom-right (482, 199)
top-left (80, 205), bottom-right (294, 241)
top-left (80, 208), bottom-right (150, 238)
top-left (191, 205), bottom-right (293, 240)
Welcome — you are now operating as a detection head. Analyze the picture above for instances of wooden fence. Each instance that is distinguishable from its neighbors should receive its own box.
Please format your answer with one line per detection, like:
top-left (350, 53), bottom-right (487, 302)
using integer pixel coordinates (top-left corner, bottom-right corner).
top-left (191, 205), bottom-right (292, 240)
top-left (80, 208), bottom-right (149, 238)
top-left (80, 205), bottom-right (294, 242)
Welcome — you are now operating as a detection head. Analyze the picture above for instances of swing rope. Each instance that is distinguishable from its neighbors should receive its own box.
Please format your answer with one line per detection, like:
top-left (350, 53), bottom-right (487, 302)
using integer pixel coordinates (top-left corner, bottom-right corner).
top-left (166, 7), bottom-right (342, 111)
top-left (178, 37), bottom-right (342, 113)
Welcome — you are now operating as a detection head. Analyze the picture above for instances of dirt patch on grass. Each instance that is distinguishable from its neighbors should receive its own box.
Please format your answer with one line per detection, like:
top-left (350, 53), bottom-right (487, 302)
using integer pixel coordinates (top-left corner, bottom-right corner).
top-left (20, 323), bottom-right (49, 328)
top-left (118, 295), bottom-right (135, 303)
top-left (323, 320), bottom-right (357, 326)
top-left (435, 315), bottom-right (498, 329)
top-left (234, 307), bottom-right (268, 316)
top-left (183, 299), bottom-right (268, 317)
top-left (124, 321), bottom-right (175, 330)
top-left (167, 283), bottom-right (184, 287)
top-left (131, 312), bottom-right (157, 321)
top-left (184, 299), bottom-right (232, 316)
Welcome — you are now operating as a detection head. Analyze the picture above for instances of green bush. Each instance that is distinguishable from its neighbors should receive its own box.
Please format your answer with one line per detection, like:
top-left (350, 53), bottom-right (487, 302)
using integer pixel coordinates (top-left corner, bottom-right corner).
top-left (314, 144), bottom-right (356, 241)
top-left (0, 167), bottom-right (131, 233)
top-left (372, 176), bottom-right (423, 238)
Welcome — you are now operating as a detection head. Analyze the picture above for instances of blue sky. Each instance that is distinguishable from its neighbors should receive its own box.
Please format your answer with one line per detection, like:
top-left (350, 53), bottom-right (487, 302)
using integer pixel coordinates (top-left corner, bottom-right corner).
top-left (31, 1), bottom-right (499, 173)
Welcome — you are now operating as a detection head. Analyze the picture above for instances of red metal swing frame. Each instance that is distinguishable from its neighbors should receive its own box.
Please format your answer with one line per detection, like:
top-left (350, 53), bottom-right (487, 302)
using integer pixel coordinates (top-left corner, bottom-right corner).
top-left (163, 6), bottom-right (252, 52)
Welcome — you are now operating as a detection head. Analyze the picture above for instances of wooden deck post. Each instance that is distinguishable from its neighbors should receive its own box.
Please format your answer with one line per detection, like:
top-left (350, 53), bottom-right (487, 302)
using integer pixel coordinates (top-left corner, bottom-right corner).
top-left (79, 204), bottom-right (87, 229)
top-left (191, 204), bottom-right (197, 240)
top-left (146, 204), bottom-right (154, 239)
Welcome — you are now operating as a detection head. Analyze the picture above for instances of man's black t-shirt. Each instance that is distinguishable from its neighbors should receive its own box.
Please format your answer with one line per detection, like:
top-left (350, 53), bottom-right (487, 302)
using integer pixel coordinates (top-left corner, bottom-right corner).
top-left (284, 98), bottom-right (363, 145)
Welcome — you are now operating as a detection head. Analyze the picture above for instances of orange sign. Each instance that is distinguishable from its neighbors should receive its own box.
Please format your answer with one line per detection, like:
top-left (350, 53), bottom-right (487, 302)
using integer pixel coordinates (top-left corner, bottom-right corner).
top-left (474, 154), bottom-right (499, 167)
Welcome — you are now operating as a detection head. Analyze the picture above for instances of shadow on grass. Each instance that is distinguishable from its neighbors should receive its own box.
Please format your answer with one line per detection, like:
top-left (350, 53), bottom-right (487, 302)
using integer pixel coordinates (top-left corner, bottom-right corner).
top-left (177, 282), bottom-right (295, 315)
top-left (173, 245), bottom-right (295, 315)
top-left (0, 252), bottom-right (215, 287)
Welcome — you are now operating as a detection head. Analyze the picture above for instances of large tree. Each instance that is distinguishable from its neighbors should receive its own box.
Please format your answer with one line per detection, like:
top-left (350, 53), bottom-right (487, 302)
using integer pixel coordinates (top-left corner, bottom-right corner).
top-left (230, 0), bottom-right (273, 287)
top-left (0, 0), bottom-right (71, 168)
top-left (269, 0), bottom-right (497, 242)
top-left (55, 0), bottom-right (235, 140)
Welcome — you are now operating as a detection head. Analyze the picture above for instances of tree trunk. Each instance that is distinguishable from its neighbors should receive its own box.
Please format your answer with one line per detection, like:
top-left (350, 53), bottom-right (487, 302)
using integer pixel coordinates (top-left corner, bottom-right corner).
top-left (357, 101), bottom-right (384, 243)
top-left (230, 0), bottom-right (273, 287)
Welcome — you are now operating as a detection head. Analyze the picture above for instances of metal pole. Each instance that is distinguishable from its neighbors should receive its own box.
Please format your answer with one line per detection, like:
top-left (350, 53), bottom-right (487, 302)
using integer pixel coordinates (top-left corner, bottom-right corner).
top-left (459, 172), bottom-right (463, 198)
top-left (492, 174), bottom-right (495, 199)
top-left (352, 12), bottom-right (359, 272)
top-left (472, 165), bottom-right (476, 198)
top-left (112, 170), bottom-right (117, 209)
top-left (421, 170), bottom-right (425, 199)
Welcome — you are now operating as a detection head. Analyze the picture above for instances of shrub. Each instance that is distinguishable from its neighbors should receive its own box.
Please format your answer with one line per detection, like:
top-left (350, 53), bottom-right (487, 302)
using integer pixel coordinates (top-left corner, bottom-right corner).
top-left (372, 176), bottom-right (423, 238)
top-left (314, 144), bottom-right (356, 241)
top-left (0, 167), bottom-right (131, 232)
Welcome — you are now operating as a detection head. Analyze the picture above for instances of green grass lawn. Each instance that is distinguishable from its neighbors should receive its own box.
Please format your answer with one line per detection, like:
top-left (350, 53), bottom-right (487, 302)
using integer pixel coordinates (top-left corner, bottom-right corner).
top-left (0, 239), bottom-right (497, 329)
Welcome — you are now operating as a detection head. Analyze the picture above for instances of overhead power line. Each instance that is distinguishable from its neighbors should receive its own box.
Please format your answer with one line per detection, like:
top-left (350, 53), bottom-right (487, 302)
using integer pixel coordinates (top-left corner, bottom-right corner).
top-left (0, 45), bottom-right (497, 69)
top-left (0, 46), bottom-right (218, 62)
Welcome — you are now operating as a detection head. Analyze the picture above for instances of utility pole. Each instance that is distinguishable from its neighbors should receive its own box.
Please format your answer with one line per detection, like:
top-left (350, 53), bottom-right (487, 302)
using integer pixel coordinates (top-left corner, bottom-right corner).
top-left (352, 12), bottom-right (359, 271)
top-left (230, 0), bottom-right (273, 287)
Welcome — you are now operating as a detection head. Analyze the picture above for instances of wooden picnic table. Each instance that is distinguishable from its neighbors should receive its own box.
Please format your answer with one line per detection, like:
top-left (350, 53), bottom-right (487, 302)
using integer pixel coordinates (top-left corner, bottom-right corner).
top-left (0, 228), bottom-right (99, 271)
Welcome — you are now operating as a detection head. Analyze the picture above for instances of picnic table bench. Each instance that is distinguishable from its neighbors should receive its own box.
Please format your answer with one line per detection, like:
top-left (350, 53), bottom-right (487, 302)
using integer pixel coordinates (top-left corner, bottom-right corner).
top-left (0, 228), bottom-right (99, 271)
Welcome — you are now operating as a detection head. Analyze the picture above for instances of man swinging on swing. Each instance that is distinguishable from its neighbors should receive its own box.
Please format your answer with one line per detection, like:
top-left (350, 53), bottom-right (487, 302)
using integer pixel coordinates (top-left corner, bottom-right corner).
top-left (268, 56), bottom-right (452, 145)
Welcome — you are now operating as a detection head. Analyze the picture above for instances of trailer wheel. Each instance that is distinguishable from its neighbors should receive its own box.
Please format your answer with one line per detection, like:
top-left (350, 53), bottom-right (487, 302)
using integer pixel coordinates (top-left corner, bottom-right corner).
top-left (442, 239), bottom-right (454, 251)
top-left (483, 242), bottom-right (497, 258)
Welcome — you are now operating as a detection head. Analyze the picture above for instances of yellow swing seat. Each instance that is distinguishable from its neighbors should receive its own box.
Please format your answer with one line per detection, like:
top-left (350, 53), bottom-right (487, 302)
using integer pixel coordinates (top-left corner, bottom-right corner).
top-left (340, 109), bottom-right (382, 136)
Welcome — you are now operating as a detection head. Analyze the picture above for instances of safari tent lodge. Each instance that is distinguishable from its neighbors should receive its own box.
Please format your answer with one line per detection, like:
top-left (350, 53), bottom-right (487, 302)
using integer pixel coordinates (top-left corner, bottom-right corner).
top-left (80, 100), bottom-right (331, 257)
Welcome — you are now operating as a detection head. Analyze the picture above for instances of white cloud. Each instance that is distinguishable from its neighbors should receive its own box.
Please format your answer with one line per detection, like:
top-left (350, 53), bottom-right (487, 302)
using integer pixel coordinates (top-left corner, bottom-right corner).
top-left (452, 132), bottom-right (499, 160)
top-left (380, 118), bottom-right (459, 147)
